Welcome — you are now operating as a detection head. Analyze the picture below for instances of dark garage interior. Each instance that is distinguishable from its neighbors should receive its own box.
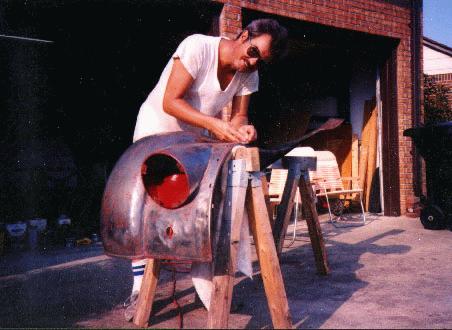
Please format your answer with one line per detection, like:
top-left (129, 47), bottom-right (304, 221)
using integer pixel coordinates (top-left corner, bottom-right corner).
top-left (0, 0), bottom-right (222, 235)
top-left (243, 9), bottom-right (396, 146)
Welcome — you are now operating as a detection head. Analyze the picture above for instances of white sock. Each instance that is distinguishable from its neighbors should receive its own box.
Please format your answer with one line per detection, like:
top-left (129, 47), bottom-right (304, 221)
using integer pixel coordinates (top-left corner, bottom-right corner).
top-left (131, 259), bottom-right (147, 294)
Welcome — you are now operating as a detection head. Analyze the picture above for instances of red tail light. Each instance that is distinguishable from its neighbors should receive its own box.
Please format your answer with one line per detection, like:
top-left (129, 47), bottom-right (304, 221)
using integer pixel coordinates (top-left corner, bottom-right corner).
top-left (142, 154), bottom-right (190, 209)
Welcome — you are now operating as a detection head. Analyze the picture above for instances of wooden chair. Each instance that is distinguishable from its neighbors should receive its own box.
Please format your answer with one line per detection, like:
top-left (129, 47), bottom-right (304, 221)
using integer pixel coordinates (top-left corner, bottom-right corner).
top-left (310, 151), bottom-right (366, 226)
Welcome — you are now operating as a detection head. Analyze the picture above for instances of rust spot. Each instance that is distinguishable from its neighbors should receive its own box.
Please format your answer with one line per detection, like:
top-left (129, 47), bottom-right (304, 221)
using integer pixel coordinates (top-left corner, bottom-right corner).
top-left (141, 163), bottom-right (148, 175)
top-left (166, 226), bottom-right (174, 239)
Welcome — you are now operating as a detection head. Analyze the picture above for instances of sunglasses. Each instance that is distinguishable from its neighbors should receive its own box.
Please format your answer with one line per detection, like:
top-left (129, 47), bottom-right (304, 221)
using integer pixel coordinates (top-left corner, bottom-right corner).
top-left (246, 38), bottom-right (261, 59)
top-left (246, 36), bottom-right (271, 65)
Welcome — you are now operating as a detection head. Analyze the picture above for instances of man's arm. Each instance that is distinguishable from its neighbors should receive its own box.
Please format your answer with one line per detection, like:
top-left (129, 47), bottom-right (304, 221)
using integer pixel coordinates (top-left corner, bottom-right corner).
top-left (163, 59), bottom-right (247, 143)
top-left (230, 94), bottom-right (257, 143)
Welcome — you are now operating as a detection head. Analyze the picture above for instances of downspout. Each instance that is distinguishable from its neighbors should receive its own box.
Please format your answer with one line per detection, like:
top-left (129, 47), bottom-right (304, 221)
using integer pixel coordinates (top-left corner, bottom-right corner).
top-left (411, 0), bottom-right (423, 197)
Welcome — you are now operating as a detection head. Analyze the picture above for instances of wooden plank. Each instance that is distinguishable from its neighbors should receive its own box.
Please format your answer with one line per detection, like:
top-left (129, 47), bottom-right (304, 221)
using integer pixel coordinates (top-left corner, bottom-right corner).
top-left (365, 104), bottom-right (378, 210)
top-left (232, 146), bottom-right (260, 172)
top-left (341, 142), bottom-right (352, 180)
top-left (352, 134), bottom-right (359, 190)
top-left (260, 175), bottom-right (275, 229)
top-left (208, 275), bottom-right (234, 329)
top-left (208, 151), bottom-right (248, 329)
top-left (208, 179), bottom-right (247, 328)
top-left (133, 258), bottom-right (161, 327)
top-left (359, 99), bottom-right (376, 201)
top-left (246, 181), bottom-right (292, 329)
top-left (298, 174), bottom-right (330, 275)
top-left (335, 125), bottom-right (352, 178)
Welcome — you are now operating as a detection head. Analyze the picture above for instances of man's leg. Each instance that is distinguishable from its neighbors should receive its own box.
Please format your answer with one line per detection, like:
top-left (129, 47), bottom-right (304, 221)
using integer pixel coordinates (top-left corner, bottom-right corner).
top-left (124, 259), bottom-right (147, 321)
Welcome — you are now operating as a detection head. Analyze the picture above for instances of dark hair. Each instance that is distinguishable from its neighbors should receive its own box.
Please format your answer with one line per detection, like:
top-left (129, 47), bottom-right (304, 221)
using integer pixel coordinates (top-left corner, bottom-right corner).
top-left (241, 18), bottom-right (288, 62)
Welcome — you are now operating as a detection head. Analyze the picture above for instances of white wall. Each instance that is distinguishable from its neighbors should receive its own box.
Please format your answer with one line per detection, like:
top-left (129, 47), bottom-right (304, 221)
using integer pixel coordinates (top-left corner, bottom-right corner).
top-left (423, 46), bottom-right (452, 75)
top-left (349, 60), bottom-right (376, 138)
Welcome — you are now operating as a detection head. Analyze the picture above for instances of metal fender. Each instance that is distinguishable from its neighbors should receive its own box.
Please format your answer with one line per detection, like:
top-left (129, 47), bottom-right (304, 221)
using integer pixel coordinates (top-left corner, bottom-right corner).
top-left (101, 131), bottom-right (236, 261)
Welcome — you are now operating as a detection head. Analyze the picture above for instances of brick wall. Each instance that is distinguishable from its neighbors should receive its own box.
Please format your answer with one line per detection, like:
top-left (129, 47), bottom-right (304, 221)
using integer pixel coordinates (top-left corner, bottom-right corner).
top-left (215, 0), bottom-right (420, 215)
top-left (429, 73), bottom-right (452, 108)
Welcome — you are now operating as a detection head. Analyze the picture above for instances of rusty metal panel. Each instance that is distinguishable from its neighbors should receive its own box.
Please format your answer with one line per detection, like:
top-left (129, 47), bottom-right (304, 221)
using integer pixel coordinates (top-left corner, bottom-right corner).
top-left (142, 143), bottom-right (234, 262)
top-left (101, 131), bottom-right (235, 261)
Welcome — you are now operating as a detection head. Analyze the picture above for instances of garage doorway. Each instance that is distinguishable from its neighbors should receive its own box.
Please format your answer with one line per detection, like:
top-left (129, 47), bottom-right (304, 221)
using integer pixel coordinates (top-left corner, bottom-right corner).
top-left (243, 9), bottom-right (400, 215)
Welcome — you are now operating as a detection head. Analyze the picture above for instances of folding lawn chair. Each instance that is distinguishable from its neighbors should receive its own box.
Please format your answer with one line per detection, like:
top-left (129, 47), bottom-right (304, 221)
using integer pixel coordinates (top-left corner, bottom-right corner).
top-left (310, 150), bottom-right (366, 227)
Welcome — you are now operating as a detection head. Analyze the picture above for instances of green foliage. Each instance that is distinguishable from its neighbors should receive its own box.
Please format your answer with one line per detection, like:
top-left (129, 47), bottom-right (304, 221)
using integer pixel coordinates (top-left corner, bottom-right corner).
top-left (424, 74), bottom-right (452, 124)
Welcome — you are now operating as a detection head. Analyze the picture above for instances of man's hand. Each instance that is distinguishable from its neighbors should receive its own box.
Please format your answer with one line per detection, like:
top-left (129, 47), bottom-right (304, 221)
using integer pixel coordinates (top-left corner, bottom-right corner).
top-left (208, 118), bottom-right (249, 143)
top-left (238, 125), bottom-right (257, 144)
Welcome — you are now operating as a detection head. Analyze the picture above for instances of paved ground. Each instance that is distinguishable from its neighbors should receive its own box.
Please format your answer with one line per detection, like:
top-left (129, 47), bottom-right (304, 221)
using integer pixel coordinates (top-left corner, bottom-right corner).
top-left (1, 214), bottom-right (451, 328)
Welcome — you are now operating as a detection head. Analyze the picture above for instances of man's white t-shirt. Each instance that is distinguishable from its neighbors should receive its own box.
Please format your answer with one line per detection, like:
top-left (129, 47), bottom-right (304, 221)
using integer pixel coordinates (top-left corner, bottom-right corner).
top-left (133, 34), bottom-right (259, 142)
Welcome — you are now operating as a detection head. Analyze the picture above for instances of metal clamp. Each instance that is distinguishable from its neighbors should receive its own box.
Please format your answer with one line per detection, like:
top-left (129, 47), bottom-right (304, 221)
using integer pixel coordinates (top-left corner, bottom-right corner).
top-left (227, 159), bottom-right (248, 188)
top-left (249, 172), bottom-right (263, 188)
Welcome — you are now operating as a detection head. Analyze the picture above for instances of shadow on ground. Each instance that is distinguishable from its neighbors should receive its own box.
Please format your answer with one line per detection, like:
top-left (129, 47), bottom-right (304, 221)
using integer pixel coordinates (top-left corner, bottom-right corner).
top-left (0, 246), bottom-right (192, 328)
top-left (239, 227), bottom-right (410, 329)
top-left (0, 253), bottom-right (127, 328)
top-left (0, 222), bottom-right (414, 328)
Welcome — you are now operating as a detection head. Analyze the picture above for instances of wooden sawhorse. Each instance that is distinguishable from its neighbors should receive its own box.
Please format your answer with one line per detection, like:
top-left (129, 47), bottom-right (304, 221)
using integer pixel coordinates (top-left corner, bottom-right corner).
top-left (133, 147), bottom-right (292, 328)
top-left (272, 155), bottom-right (330, 275)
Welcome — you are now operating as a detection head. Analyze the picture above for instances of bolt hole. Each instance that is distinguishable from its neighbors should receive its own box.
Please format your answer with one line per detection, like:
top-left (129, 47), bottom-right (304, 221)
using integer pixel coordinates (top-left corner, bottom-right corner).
top-left (166, 226), bottom-right (174, 239)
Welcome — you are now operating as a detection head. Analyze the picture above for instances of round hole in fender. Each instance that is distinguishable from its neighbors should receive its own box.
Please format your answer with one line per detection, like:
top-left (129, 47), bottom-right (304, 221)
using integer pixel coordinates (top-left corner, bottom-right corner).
top-left (142, 154), bottom-right (190, 209)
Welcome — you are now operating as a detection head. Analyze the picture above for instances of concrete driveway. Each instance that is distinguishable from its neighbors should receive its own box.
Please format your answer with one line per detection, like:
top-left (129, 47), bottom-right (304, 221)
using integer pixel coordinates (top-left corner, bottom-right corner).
top-left (1, 215), bottom-right (451, 328)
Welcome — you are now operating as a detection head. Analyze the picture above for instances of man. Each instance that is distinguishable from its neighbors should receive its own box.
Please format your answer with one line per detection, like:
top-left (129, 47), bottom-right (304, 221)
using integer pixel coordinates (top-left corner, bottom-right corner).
top-left (125, 18), bottom-right (288, 321)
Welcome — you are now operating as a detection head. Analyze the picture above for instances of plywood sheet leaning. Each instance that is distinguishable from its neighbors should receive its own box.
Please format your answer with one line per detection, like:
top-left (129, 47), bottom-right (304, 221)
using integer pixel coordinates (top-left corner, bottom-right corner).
top-left (359, 98), bottom-right (377, 211)
top-left (302, 123), bottom-right (352, 177)
top-left (365, 104), bottom-right (378, 210)
top-left (340, 129), bottom-right (353, 181)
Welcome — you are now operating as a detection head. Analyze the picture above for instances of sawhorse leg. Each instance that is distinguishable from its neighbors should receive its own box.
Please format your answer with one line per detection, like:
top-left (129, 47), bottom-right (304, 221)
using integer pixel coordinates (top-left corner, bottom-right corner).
top-left (273, 161), bottom-right (301, 256)
top-left (208, 153), bottom-right (248, 328)
top-left (208, 147), bottom-right (292, 329)
top-left (272, 156), bottom-right (329, 275)
top-left (246, 173), bottom-right (292, 328)
top-left (133, 258), bottom-right (161, 327)
top-left (298, 171), bottom-right (329, 275)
